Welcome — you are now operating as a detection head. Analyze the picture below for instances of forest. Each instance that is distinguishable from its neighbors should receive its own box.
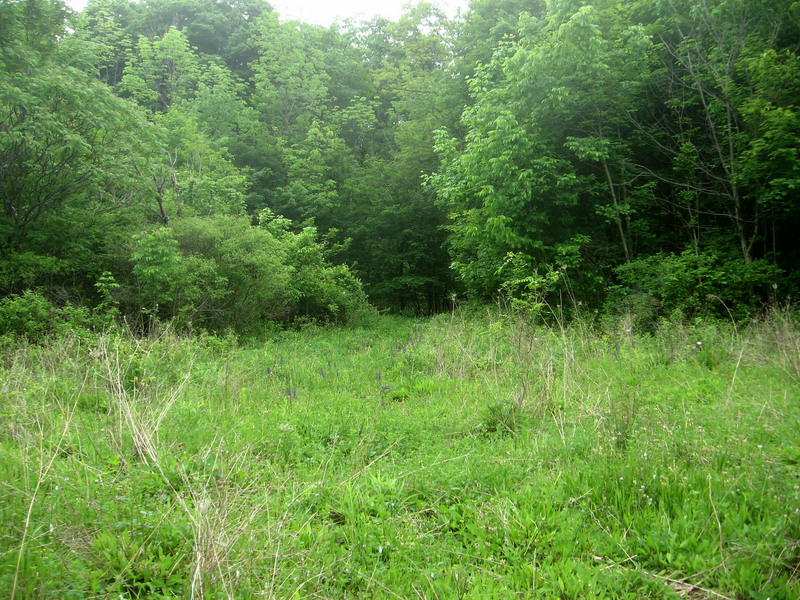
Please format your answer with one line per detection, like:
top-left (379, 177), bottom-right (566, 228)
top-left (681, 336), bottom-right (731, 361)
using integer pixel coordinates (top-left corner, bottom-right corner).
top-left (2, 0), bottom-right (798, 336)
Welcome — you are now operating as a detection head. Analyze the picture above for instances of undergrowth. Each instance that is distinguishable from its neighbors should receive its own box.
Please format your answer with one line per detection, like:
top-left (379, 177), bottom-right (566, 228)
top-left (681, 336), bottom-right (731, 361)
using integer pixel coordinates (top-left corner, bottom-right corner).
top-left (0, 309), bottom-right (798, 598)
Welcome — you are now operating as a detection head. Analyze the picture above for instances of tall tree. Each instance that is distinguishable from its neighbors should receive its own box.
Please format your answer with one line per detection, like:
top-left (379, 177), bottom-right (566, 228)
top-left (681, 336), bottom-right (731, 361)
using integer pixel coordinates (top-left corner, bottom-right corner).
top-left (638, 0), bottom-right (800, 265)
top-left (0, 0), bottom-right (160, 293)
top-left (249, 13), bottom-right (330, 143)
top-left (431, 1), bottom-right (652, 298)
top-left (338, 3), bottom-right (457, 309)
top-left (120, 26), bottom-right (200, 112)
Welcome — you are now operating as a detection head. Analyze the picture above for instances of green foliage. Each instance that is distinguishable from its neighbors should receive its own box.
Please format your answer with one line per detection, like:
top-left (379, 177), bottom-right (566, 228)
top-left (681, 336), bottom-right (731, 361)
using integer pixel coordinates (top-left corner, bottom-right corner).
top-left (0, 251), bottom-right (65, 295)
top-left (4, 0), bottom-right (799, 330)
top-left (0, 0), bottom-right (163, 303)
top-left (250, 12), bottom-right (329, 142)
top-left (428, 0), bottom-right (800, 307)
top-left (496, 252), bottom-right (565, 314)
top-left (2, 313), bottom-right (799, 598)
top-left (280, 225), bottom-right (368, 322)
top-left (0, 290), bottom-right (53, 342)
top-left (122, 215), bottom-right (371, 334)
top-left (609, 250), bottom-right (784, 324)
top-left (142, 217), bottom-right (279, 332)
top-left (0, 35), bottom-right (158, 247)
top-left (481, 400), bottom-right (526, 435)
top-left (132, 228), bottom-right (181, 313)
top-left (641, 0), bottom-right (800, 266)
top-left (93, 271), bottom-right (121, 328)
top-left (0, 289), bottom-right (95, 343)
top-left (430, 0), bottom-right (653, 298)
top-left (90, 529), bottom-right (189, 598)
top-left (158, 107), bottom-right (250, 217)
top-left (119, 26), bottom-right (200, 112)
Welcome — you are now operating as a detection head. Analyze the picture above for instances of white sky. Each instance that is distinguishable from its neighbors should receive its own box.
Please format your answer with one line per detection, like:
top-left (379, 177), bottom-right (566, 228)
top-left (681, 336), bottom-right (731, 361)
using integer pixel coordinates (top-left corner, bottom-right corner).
top-left (271, 0), bottom-right (469, 26)
top-left (66, 0), bottom-right (471, 27)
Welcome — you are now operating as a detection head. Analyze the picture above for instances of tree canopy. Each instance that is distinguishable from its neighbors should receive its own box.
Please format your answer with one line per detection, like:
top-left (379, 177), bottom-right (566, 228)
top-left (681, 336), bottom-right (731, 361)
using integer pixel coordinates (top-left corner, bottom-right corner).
top-left (1, 0), bottom-right (798, 335)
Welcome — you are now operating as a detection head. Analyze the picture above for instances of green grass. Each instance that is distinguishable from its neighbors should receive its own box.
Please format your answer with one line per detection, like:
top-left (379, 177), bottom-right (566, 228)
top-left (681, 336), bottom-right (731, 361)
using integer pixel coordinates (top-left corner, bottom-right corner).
top-left (1, 309), bottom-right (798, 599)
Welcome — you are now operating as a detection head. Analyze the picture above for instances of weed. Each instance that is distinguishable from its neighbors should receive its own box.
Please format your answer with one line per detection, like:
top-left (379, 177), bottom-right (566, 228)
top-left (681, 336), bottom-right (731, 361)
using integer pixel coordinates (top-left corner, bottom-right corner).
top-left (481, 401), bottom-right (525, 436)
top-left (1, 311), bottom-right (798, 598)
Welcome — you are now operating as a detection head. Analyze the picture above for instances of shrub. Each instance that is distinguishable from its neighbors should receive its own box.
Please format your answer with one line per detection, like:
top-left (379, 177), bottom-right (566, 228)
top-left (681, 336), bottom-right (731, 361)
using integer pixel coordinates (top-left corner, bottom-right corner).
top-left (132, 228), bottom-right (182, 315)
top-left (0, 290), bottom-right (53, 341)
top-left (281, 227), bottom-right (369, 323)
top-left (136, 215), bottom-right (373, 334)
top-left (608, 250), bottom-right (783, 326)
top-left (170, 216), bottom-right (292, 333)
top-left (0, 290), bottom-right (94, 342)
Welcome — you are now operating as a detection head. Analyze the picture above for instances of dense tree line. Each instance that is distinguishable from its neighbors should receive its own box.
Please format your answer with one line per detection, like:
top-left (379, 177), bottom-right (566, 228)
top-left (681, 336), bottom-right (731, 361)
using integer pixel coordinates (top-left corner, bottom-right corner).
top-left (1, 0), bottom-right (798, 336)
top-left (434, 0), bottom-right (800, 321)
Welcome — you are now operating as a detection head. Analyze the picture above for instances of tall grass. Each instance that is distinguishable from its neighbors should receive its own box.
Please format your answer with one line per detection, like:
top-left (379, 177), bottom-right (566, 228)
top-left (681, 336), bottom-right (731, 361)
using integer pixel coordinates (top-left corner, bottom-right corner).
top-left (0, 311), bottom-right (798, 598)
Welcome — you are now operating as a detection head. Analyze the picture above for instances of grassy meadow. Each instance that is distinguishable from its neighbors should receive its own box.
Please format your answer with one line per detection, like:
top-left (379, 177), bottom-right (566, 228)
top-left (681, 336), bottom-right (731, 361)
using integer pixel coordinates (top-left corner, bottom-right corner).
top-left (1, 309), bottom-right (799, 599)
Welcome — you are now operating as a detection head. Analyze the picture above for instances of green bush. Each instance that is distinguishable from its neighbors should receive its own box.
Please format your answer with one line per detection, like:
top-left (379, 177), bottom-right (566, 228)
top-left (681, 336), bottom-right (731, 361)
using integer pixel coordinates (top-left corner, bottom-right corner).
top-left (608, 250), bottom-right (783, 326)
top-left (169, 216), bottom-right (292, 333)
top-left (0, 290), bottom-right (95, 342)
top-left (127, 215), bottom-right (374, 335)
top-left (132, 229), bottom-right (182, 314)
top-left (0, 290), bottom-right (54, 341)
top-left (281, 226), bottom-right (369, 323)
